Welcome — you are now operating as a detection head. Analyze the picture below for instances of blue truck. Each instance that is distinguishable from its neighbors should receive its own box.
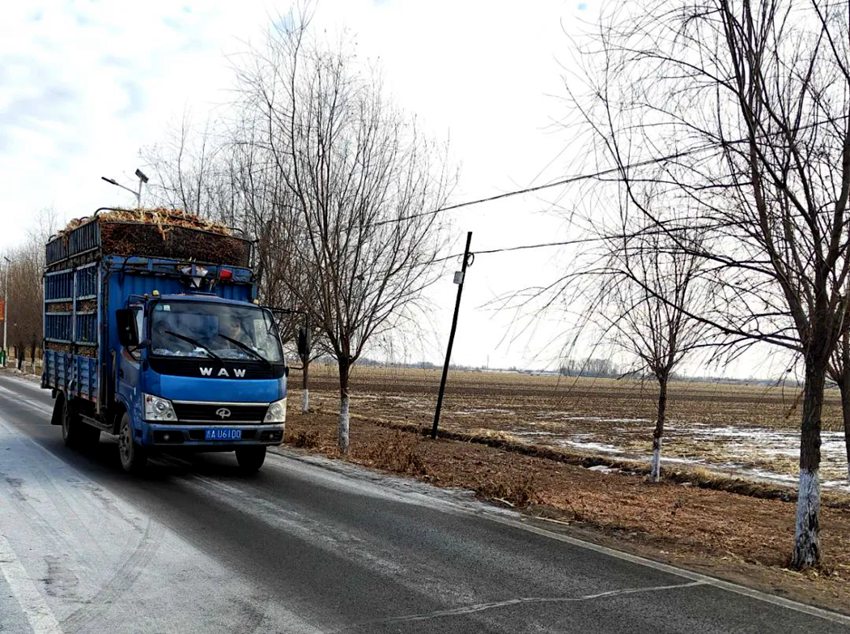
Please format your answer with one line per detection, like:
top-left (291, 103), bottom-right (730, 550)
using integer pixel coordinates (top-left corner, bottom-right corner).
top-left (42, 209), bottom-right (287, 473)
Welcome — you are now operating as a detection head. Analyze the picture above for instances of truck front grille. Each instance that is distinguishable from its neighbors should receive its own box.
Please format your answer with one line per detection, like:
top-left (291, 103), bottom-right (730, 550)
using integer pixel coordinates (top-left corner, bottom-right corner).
top-left (172, 402), bottom-right (268, 424)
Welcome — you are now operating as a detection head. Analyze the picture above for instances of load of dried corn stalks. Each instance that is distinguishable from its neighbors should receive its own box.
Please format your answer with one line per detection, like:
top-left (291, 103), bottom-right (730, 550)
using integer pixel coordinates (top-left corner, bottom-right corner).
top-left (57, 208), bottom-right (250, 267)
top-left (60, 208), bottom-right (232, 238)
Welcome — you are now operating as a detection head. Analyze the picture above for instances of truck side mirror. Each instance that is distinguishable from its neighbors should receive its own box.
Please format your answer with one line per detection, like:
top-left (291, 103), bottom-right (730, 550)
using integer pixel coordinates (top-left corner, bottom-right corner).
top-left (116, 309), bottom-right (139, 347)
top-left (297, 327), bottom-right (311, 358)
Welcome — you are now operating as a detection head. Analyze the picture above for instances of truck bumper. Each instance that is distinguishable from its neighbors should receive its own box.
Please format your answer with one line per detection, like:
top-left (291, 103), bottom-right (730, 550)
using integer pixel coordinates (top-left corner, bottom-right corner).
top-left (141, 423), bottom-right (285, 449)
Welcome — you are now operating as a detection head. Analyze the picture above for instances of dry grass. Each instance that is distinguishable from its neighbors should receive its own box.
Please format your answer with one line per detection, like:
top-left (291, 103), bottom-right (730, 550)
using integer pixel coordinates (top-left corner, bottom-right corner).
top-left (474, 471), bottom-right (539, 508)
top-left (356, 431), bottom-right (427, 476)
top-left (289, 429), bottom-right (320, 449)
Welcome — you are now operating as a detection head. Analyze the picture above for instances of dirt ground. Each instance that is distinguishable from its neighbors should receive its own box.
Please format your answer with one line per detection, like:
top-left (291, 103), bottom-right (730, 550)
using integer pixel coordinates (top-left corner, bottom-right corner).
top-left (283, 365), bottom-right (850, 616)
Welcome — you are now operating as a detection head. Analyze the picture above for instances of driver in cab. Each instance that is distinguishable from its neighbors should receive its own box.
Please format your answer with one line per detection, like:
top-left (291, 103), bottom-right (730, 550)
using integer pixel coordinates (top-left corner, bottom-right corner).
top-left (220, 316), bottom-right (248, 344)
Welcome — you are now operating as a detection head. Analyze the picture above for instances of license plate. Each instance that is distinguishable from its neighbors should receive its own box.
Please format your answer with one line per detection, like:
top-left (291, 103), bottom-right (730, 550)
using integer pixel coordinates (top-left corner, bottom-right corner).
top-left (205, 428), bottom-right (242, 441)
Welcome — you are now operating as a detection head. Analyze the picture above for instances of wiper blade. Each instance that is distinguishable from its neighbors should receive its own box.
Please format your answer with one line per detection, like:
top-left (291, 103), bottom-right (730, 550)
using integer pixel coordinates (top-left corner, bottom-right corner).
top-left (164, 330), bottom-right (223, 361)
top-left (214, 333), bottom-right (272, 367)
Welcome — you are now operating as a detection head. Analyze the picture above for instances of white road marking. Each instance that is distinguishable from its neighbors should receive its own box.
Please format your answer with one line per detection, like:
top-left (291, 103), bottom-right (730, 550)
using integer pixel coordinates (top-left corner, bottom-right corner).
top-left (337, 580), bottom-right (707, 629)
top-left (0, 530), bottom-right (64, 634)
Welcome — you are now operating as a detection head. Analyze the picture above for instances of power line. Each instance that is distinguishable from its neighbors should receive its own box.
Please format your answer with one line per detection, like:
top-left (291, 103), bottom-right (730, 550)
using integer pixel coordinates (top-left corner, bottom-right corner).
top-left (435, 220), bottom-right (720, 263)
top-left (435, 236), bottom-right (606, 264)
top-left (375, 144), bottom-right (716, 228)
top-left (377, 113), bottom-right (849, 229)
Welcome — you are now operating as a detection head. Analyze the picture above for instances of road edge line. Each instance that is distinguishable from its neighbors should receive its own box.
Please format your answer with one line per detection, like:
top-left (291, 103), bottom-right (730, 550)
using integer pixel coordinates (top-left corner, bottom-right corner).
top-left (0, 530), bottom-right (63, 634)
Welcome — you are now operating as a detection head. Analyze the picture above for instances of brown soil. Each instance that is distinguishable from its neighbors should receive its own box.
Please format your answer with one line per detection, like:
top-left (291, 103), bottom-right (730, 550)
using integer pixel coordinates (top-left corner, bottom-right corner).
top-left (282, 365), bottom-right (850, 616)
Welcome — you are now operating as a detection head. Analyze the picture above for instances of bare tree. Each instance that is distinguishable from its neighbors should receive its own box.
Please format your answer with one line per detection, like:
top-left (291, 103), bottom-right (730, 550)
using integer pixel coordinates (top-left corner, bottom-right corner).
top-left (572, 0), bottom-right (850, 568)
top-left (141, 113), bottom-right (235, 219)
top-left (6, 245), bottom-right (42, 367)
top-left (602, 218), bottom-right (711, 481)
top-left (4, 209), bottom-right (57, 369)
top-left (237, 13), bottom-right (452, 453)
top-left (141, 88), bottom-right (330, 411)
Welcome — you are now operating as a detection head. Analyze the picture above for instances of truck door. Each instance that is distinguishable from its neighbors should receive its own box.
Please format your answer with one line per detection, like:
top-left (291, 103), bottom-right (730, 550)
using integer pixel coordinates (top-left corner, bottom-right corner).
top-left (116, 307), bottom-right (143, 407)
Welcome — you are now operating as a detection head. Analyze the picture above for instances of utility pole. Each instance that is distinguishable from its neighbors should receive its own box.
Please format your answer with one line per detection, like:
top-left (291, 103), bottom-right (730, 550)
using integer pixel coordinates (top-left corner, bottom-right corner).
top-left (298, 315), bottom-right (311, 414)
top-left (3, 256), bottom-right (9, 367)
top-left (431, 232), bottom-right (473, 439)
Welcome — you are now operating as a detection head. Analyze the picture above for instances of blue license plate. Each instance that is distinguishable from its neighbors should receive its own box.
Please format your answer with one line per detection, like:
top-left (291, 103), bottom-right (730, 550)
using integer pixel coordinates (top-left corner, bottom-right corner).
top-left (205, 428), bottom-right (242, 441)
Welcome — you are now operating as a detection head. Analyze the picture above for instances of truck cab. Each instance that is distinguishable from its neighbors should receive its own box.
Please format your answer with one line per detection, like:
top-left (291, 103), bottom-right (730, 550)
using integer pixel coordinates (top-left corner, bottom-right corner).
top-left (115, 292), bottom-right (287, 472)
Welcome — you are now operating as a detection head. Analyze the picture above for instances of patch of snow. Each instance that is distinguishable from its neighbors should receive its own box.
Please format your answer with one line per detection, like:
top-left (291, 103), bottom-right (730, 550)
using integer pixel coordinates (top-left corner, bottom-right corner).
top-left (587, 465), bottom-right (620, 475)
top-left (822, 479), bottom-right (850, 491)
top-left (558, 440), bottom-right (622, 454)
top-left (534, 413), bottom-right (651, 424)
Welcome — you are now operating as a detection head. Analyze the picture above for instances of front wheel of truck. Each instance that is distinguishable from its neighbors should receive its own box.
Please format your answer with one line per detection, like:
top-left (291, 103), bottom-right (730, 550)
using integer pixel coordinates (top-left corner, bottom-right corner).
top-left (118, 413), bottom-right (147, 473)
top-left (235, 446), bottom-right (266, 473)
top-left (62, 397), bottom-right (99, 449)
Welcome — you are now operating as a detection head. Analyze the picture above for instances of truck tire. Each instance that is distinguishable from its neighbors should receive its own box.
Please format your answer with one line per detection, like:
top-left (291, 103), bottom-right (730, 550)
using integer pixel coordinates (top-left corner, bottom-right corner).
top-left (118, 413), bottom-right (147, 473)
top-left (61, 397), bottom-right (99, 449)
top-left (235, 446), bottom-right (266, 473)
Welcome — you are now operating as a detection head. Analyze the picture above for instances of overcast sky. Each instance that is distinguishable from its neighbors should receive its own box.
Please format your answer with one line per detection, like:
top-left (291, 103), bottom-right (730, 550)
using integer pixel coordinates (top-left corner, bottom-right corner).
top-left (0, 1), bottom-right (788, 377)
top-left (0, 1), bottom-right (597, 368)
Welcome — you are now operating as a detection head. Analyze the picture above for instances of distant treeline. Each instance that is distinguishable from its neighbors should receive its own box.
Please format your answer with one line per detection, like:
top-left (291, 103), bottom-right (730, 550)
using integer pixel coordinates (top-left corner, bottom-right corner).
top-left (558, 358), bottom-right (621, 378)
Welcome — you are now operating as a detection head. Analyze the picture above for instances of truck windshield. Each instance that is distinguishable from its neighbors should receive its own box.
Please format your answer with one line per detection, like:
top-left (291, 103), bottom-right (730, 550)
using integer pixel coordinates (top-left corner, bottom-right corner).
top-left (150, 301), bottom-right (284, 363)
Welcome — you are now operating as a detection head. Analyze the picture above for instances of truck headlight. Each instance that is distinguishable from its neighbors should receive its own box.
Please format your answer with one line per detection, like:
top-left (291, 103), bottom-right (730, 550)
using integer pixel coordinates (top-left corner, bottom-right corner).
top-left (143, 393), bottom-right (177, 421)
top-left (264, 398), bottom-right (287, 423)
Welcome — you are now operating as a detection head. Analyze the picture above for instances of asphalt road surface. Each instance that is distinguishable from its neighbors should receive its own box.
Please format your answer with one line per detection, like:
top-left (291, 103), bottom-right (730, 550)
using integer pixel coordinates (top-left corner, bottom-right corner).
top-left (0, 373), bottom-right (847, 633)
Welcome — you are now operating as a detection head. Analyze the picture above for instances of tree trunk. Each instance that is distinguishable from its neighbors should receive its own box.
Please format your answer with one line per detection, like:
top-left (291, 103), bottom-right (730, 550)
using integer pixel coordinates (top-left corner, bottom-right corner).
top-left (791, 359), bottom-right (825, 570)
top-left (838, 334), bottom-right (850, 482)
top-left (837, 378), bottom-right (850, 482)
top-left (650, 376), bottom-right (668, 483)
top-left (301, 356), bottom-right (310, 414)
top-left (338, 357), bottom-right (350, 454)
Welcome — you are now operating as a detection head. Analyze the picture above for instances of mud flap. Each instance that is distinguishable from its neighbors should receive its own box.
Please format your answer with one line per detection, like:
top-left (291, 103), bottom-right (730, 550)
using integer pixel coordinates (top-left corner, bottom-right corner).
top-left (50, 393), bottom-right (64, 426)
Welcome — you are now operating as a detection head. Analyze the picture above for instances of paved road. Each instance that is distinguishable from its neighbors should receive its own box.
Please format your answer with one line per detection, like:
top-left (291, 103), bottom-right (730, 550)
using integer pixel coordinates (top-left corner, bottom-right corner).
top-left (0, 373), bottom-right (847, 633)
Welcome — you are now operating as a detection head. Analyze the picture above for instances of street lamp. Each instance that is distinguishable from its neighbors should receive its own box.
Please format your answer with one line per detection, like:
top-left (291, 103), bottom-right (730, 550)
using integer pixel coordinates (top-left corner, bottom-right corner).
top-left (101, 168), bottom-right (149, 207)
top-left (3, 256), bottom-right (9, 368)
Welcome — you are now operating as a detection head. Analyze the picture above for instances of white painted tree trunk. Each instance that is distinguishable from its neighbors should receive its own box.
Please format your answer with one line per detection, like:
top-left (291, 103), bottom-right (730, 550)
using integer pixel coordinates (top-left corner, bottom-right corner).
top-left (792, 468), bottom-right (821, 569)
top-left (338, 394), bottom-right (350, 454)
top-left (650, 438), bottom-right (662, 482)
top-left (301, 389), bottom-right (309, 414)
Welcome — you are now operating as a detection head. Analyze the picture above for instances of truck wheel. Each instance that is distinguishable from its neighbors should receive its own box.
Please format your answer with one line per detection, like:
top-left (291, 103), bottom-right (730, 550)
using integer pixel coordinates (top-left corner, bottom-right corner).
top-left (235, 446), bottom-right (266, 473)
top-left (62, 398), bottom-right (99, 449)
top-left (118, 413), bottom-right (147, 473)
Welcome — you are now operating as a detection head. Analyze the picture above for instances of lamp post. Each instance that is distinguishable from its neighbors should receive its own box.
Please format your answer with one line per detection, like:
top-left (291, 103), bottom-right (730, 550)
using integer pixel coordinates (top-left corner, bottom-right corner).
top-left (101, 168), bottom-right (149, 207)
top-left (3, 256), bottom-right (9, 368)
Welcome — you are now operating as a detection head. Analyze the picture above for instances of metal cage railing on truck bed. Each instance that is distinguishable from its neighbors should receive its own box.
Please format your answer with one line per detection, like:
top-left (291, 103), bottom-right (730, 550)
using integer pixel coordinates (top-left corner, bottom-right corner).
top-left (44, 263), bottom-right (98, 346)
top-left (45, 219), bottom-right (100, 266)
